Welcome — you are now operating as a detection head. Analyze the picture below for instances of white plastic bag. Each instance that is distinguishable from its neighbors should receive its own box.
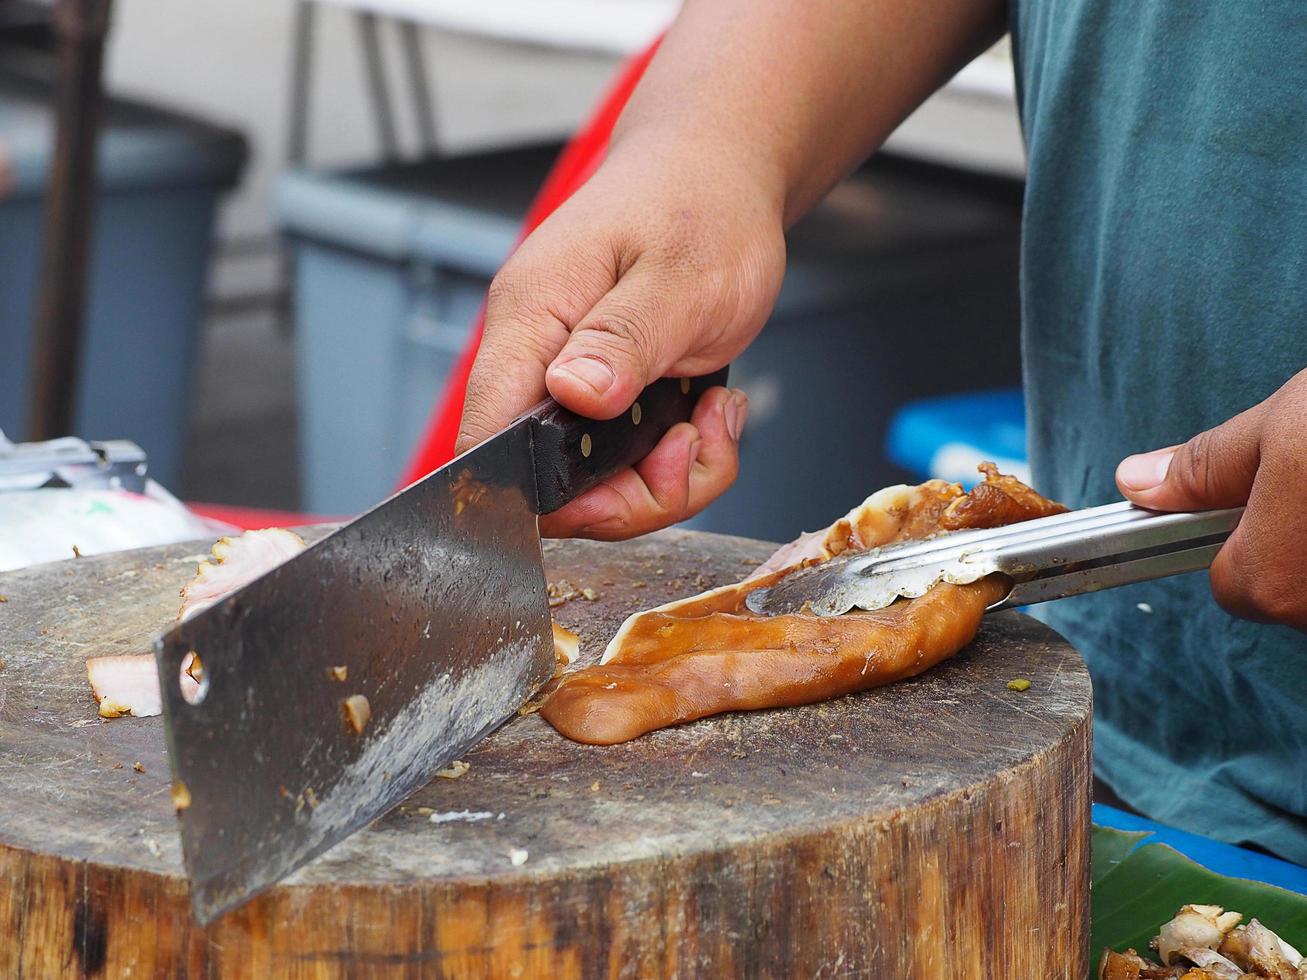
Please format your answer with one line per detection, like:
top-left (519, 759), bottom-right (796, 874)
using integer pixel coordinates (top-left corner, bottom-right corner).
top-left (0, 483), bottom-right (235, 572)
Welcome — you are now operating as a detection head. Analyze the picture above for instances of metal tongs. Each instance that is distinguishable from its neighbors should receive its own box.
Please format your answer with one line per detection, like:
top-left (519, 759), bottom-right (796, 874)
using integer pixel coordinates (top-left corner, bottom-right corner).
top-left (744, 501), bottom-right (1244, 617)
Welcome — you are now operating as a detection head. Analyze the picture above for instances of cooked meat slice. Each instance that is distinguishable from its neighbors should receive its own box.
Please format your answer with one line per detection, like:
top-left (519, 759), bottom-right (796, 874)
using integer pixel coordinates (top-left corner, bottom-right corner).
top-left (748, 480), bottom-right (963, 579)
top-left (88, 528), bottom-right (306, 719)
top-left (539, 575), bottom-right (1007, 745)
top-left (341, 694), bottom-right (372, 734)
top-left (540, 464), bottom-right (1064, 745)
top-left (1099, 948), bottom-right (1179, 980)
top-left (1099, 948), bottom-right (1146, 980)
top-left (1156, 906), bottom-right (1245, 965)
top-left (748, 464), bottom-right (1062, 580)
top-left (179, 528), bottom-right (306, 621)
top-left (87, 654), bottom-right (171, 718)
top-left (1218, 920), bottom-right (1303, 978)
top-left (1104, 905), bottom-right (1304, 980)
top-left (939, 461), bottom-right (1068, 530)
top-left (552, 622), bottom-right (579, 668)
top-left (1172, 948), bottom-right (1253, 980)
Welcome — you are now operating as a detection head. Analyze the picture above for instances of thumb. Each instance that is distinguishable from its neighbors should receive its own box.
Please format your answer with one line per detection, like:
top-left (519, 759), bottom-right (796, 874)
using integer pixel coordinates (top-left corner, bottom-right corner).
top-left (1115, 405), bottom-right (1264, 511)
top-left (546, 262), bottom-right (702, 420)
top-left (455, 256), bottom-right (609, 455)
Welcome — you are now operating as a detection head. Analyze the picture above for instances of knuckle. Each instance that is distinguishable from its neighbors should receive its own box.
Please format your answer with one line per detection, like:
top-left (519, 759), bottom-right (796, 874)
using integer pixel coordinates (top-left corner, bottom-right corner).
top-left (486, 267), bottom-right (567, 330)
top-left (1212, 560), bottom-right (1301, 624)
top-left (456, 403), bottom-right (498, 448)
top-left (485, 267), bottom-right (528, 315)
top-left (488, 236), bottom-right (618, 330)
top-left (650, 226), bottom-right (716, 280)
top-left (1264, 403), bottom-right (1307, 452)
top-left (650, 226), bottom-right (785, 333)
top-left (1173, 431), bottom-right (1220, 499)
top-left (645, 484), bottom-right (683, 522)
top-left (1242, 578), bottom-right (1302, 624)
top-left (581, 305), bottom-right (657, 366)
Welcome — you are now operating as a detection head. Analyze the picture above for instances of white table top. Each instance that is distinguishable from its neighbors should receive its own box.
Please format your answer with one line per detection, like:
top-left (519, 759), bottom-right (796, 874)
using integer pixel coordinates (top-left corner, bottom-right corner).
top-left (311, 0), bottom-right (1023, 174)
top-left (313, 0), bottom-right (679, 55)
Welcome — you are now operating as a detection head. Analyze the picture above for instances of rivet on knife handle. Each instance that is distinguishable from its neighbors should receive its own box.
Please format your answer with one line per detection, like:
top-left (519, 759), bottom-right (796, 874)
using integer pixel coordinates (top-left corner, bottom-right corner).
top-left (527, 368), bottom-right (730, 515)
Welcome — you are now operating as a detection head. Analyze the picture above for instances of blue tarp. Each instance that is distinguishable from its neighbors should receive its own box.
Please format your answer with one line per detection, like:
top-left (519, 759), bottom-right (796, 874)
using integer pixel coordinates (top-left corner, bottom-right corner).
top-left (1094, 803), bottom-right (1307, 896)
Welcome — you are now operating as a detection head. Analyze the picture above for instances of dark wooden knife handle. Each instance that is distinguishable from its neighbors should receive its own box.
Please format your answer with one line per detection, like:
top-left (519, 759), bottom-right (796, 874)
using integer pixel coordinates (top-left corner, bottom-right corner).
top-left (527, 368), bottom-right (730, 515)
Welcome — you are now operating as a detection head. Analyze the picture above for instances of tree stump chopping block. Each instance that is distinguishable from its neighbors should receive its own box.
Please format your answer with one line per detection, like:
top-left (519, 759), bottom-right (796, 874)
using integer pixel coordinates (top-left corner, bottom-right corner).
top-left (0, 528), bottom-right (1092, 978)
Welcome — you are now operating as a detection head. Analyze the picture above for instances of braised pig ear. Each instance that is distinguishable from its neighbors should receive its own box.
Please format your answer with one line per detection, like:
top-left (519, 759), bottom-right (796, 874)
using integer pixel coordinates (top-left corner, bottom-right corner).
top-left (539, 466), bottom-right (1064, 746)
top-left (748, 464), bottom-right (1063, 581)
top-left (552, 622), bottom-right (579, 668)
top-left (747, 480), bottom-right (965, 579)
top-left (940, 462), bottom-right (1068, 531)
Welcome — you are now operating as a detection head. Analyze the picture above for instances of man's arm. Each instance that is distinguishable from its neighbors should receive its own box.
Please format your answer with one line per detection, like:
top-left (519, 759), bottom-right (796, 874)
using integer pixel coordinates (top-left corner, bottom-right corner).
top-left (619, 0), bottom-right (1008, 227)
top-left (458, 0), bottom-right (1007, 539)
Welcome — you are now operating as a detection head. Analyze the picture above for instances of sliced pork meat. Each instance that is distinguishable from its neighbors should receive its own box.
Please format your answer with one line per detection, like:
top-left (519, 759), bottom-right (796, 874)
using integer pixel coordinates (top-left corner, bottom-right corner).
top-left (1099, 904), bottom-right (1305, 980)
top-left (541, 464), bottom-right (1065, 745)
top-left (178, 528), bottom-right (308, 621)
top-left (88, 654), bottom-right (166, 718)
top-left (86, 529), bottom-right (307, 719)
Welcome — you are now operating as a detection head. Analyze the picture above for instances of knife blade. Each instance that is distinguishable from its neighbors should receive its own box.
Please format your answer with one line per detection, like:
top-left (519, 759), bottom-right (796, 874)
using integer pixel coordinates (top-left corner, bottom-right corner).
top-left (155, 369), bottom-right (727, 923)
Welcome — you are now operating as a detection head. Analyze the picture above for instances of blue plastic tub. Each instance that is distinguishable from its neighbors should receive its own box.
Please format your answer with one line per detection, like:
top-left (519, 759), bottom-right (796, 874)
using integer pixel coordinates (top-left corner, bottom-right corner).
top-left (1093, 804), bottom-right (1307, 896)
top-left (885, 387), bottom-right (1029, 486)
top-left (0, 65), bottom-right (247, 489)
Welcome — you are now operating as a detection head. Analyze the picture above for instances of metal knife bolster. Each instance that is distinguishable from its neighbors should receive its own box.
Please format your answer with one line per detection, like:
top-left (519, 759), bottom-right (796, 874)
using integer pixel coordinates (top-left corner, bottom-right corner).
top-left (744, 501), bottom-right (1245, 618)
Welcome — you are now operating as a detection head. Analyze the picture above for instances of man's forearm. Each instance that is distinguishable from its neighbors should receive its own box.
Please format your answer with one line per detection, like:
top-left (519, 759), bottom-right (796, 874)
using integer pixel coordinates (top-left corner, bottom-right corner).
top-left (458, 0), bottom-right (1006, 539)
top-left (613, 0), bottom-right (1007, 225)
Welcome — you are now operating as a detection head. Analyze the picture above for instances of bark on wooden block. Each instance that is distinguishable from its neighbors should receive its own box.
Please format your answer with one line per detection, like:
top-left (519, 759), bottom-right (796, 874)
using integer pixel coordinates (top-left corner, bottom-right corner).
top-left (0, 528), bottom-right (1092, 977)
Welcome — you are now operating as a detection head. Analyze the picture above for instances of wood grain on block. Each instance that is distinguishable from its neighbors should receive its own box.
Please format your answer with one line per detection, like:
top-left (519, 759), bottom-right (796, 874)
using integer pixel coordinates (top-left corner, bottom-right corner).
top-left (0, 528), bottom-right (1092, 977)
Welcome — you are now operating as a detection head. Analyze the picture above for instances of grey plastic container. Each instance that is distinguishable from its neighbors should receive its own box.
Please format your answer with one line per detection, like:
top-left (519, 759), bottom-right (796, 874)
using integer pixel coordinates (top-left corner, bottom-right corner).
top-left (277, 151), bottom-right (1023, 531)
top-left (275, 146), bottom-right (559, 515)
top-left (0, 65), bottom-right (247, 490)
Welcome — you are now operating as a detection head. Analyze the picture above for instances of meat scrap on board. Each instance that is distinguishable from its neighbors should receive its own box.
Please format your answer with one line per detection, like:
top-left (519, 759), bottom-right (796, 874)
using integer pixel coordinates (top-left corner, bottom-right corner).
top-left (539, 463), bottom-right (1066, 745)
top-left (1099, 903), bottom-right (1306, 979)
top-left (87, 529), bottom-right (308, 719)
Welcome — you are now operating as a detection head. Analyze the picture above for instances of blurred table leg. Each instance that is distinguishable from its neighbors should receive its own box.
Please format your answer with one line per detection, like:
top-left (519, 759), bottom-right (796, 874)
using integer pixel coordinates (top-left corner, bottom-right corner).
top-left (26, 0), bottom-right (114, 441)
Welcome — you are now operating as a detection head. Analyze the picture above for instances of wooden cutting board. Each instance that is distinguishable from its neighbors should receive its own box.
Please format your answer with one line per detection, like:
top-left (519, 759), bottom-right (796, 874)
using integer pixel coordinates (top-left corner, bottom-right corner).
top-left (0, 527), bottom-right (1092, 978)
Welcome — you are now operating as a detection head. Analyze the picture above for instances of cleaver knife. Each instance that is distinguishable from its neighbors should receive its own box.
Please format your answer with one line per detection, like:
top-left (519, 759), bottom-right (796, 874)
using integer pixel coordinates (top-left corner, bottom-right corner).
top-left (155, 369), bottom-right (727, 923)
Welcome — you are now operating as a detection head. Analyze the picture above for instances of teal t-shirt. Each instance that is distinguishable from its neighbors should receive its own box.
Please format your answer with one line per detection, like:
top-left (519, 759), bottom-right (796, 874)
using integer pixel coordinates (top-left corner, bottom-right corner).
top-left (1009, 1), bottom-right (1307, 861)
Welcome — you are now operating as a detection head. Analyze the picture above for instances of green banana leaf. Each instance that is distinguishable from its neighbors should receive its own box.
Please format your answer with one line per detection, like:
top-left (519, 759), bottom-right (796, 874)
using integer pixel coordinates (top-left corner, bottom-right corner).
top-left (1091, 825), bottom-right (1149, 886)
top-left (1089, 825), bottom-right (1307, 976)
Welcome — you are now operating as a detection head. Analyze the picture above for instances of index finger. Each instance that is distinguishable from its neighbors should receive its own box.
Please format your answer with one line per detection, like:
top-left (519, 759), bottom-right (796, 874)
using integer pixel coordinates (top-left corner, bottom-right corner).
top-left (455, 298), bottom-right (569, 455)
top-left (455, 237), bottom-right (618, 454)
